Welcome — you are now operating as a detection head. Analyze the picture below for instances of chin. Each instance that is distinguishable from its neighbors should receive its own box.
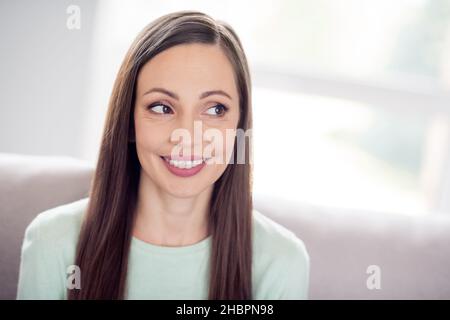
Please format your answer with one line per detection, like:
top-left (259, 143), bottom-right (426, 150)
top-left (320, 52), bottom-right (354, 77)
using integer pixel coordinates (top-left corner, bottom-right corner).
top-left (163, 178), bottom-right (212, 199)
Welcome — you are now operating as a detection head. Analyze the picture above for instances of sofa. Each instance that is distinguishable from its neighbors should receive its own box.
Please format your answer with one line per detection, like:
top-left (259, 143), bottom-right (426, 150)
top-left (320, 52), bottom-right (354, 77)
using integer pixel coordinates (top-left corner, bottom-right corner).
top-left (1, 152), bottom-right (449, 299)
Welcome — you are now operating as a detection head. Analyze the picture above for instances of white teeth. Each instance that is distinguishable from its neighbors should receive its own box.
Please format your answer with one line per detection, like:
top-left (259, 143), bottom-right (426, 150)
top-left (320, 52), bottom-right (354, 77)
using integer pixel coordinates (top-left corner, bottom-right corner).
top-left (165, 157), bottom-right (205, 169)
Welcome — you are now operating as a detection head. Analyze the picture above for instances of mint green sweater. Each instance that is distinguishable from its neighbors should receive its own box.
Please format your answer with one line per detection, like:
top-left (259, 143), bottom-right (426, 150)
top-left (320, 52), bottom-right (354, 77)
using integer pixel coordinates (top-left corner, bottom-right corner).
top-left (17, 198), bottom-right (309, 299)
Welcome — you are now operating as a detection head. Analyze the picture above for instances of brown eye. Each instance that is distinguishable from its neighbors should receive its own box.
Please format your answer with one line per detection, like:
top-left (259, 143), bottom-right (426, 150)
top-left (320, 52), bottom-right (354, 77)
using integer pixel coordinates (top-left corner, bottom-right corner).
top-left (205, 104), bottom-right (228, 116)
top-left (149, 103), bottom-right (173, 114)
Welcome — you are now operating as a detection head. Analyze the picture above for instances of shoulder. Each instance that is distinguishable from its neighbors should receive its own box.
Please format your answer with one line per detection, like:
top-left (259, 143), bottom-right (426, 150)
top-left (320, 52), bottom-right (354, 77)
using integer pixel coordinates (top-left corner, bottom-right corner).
top-left (17, 198), bottom-right (88, 299)
top-left (24, 197), bottom-right (88, 246)
top-left (252, 209), bottom-right (309, 261)
top-left (252, 209), bottom-right (310, 299)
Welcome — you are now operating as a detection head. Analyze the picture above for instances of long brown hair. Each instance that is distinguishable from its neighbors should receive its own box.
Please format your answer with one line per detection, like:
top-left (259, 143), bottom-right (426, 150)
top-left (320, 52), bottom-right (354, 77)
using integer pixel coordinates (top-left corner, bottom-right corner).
top-left (68, 11), bottom-right (253, 300)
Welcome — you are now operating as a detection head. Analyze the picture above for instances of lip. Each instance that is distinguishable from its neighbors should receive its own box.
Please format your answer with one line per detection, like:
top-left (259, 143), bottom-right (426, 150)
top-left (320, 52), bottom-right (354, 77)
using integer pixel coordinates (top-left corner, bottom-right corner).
top-left (160, 156), bottom-right (207, 178)
top-left (163, 155), bottom-right (204, 161)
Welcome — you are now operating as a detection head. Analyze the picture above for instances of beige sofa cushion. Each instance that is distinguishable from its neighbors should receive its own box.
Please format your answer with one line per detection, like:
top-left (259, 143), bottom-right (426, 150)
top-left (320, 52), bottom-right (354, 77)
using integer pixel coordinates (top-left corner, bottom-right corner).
top-left (0, 153), bottom-right (94, 299)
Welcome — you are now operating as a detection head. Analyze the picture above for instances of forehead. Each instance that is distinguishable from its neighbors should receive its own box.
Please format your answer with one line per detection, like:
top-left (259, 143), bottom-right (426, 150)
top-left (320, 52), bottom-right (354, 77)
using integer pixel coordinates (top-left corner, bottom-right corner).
top-left (136, 43), bottom-right (238, 99)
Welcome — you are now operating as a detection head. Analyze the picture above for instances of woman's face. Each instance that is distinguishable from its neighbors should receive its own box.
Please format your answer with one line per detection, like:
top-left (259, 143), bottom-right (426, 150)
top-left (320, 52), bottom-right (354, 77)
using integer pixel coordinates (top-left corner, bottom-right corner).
top-left (134, 43), bottom-right (240, 198)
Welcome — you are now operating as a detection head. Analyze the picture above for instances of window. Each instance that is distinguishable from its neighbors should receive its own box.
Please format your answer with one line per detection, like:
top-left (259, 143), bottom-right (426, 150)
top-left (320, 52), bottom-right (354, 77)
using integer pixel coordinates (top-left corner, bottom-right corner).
top-left (85, 0), bottom-right (450, 214)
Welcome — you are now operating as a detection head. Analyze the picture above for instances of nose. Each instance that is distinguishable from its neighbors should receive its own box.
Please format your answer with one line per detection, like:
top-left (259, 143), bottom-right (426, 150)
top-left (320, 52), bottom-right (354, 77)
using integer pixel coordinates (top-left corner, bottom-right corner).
top-left (179, 112), bottom-right (197, 137)
top-left (170, 111), bottom-right (203, 155)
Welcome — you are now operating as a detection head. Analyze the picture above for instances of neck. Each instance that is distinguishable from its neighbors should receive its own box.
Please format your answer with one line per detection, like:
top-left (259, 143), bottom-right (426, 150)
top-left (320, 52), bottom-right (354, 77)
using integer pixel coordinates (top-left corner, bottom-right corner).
top-left (132, 172), bottom-right (213, 247)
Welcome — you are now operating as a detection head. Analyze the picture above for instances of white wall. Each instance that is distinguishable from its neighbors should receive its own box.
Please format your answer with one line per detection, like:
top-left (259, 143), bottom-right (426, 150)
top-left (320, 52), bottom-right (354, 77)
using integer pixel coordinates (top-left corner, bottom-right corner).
top-left (0, 0), bottom-right (97, 161)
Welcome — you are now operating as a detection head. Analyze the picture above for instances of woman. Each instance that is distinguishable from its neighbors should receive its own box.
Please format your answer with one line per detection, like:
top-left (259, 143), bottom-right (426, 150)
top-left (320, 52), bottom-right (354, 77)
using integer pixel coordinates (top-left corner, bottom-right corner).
top-left (17, 10), bottom-right (309, 300)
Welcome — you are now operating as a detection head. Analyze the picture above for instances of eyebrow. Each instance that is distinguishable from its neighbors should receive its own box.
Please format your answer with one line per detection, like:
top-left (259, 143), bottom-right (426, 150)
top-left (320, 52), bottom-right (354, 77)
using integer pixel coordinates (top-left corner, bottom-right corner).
top-left (143, 87), bottom-right (232, 101)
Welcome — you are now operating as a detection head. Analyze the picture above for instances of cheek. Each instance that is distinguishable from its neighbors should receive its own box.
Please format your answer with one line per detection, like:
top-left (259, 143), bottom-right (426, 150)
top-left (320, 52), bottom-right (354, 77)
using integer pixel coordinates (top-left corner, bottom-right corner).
top-left (134, 122), bottom-right (171, 180)
top-left (201, 128), bottom-right (238, 183)
top-left (207, 117), bottom-right (239, 162)
top-left (134, 118), bottom-right (169, 153)
top-left (136, 130), bottom-right (160, 153)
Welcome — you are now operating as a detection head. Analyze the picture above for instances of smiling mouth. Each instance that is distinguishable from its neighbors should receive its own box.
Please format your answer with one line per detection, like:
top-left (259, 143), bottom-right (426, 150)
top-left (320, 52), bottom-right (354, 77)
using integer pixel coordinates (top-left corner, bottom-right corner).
top-left (160, 156), bottom-right (211, 169)
top-left (160, 155), bottom-right (210, 178)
